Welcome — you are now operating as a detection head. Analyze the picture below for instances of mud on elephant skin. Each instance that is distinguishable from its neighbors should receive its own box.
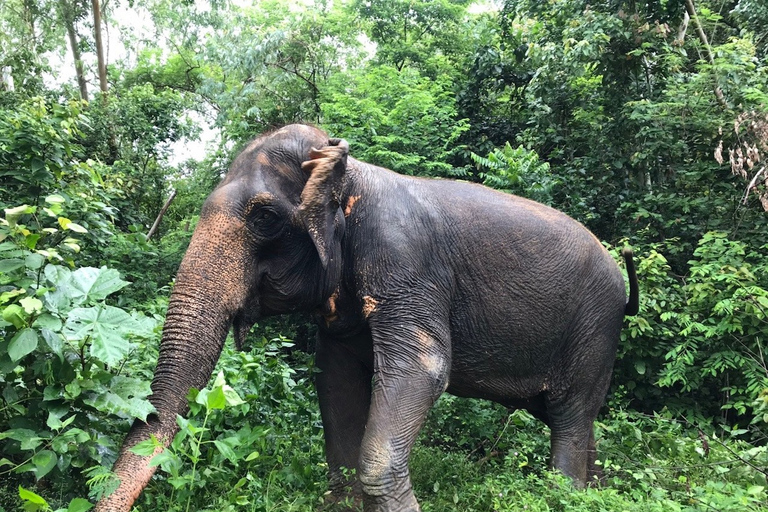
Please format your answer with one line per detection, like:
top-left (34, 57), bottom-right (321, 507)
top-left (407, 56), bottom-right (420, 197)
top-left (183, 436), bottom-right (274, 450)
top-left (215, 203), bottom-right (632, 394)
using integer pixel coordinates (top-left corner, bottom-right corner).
top-left (95, 124), bottom-right (639, 512)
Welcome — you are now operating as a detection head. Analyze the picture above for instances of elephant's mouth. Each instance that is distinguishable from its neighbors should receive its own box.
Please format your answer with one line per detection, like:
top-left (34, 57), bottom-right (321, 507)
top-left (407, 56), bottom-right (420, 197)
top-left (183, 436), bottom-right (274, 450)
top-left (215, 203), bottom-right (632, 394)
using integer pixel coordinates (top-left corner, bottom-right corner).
top-left (232, 306), bottom-right (259, 350)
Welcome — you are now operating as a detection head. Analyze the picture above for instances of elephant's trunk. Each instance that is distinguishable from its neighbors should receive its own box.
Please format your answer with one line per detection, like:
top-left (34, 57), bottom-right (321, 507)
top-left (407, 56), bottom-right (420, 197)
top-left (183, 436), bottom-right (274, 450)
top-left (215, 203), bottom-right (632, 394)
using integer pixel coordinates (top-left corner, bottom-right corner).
top-left (95, 213), bottom-right (253, 512)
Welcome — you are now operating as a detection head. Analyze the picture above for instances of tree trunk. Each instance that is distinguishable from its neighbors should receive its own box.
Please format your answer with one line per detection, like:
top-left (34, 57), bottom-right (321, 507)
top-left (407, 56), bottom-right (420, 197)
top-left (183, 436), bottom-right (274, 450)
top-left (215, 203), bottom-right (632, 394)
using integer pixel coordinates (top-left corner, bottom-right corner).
top-left (92, 0), bottom-right (108, 93)
top-left (60, 0), bottom-right (88, 101)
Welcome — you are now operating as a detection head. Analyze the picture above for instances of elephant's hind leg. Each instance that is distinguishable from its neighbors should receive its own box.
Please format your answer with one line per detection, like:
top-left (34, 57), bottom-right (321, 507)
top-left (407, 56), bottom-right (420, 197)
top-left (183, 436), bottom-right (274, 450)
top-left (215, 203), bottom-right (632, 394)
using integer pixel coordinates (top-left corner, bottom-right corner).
top-left (546, 340), bottom-right (617, 486)
top-left (547, 401), bottom-right (593, 486)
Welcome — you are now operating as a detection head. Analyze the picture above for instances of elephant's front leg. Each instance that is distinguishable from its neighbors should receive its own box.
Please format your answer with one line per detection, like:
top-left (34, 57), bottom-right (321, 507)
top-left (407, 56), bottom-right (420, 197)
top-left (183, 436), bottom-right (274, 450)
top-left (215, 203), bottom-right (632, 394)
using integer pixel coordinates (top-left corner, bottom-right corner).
top-left (316, 332), bottom-right (373, 508)
top-left (359, 318), bottom-right (450, 512)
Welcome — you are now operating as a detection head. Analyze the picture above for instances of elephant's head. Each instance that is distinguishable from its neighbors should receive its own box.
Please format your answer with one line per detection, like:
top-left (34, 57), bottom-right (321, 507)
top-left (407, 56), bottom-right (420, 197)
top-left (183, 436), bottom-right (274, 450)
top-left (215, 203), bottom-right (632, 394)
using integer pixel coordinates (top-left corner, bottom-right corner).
top-left (95, 125), bottom-right (349, 511)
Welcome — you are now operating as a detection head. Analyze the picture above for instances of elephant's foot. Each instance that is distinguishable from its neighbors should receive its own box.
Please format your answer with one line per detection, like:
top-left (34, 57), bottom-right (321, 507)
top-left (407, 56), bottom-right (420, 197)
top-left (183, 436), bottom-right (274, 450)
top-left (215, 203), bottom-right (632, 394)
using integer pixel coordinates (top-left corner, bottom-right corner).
top-left (362, 490), bottom-right (421, 512)
top-left (321, 489), bottom-right (364, 512)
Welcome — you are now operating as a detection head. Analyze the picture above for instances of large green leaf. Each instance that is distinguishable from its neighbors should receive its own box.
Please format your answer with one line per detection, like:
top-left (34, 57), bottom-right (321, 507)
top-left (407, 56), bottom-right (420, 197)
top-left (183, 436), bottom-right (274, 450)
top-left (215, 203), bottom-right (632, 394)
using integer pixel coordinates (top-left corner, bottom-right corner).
top-left (44, 264), bottom-right (72, 286)
top-left (68, 267), bottom-right (129, 304)
top-left (83, 376), bottom-right (155, 421)
top-left (18, 485), bottom-right (47, 505)
top-left (0, 258), bottom-right (25, 273)
top-left (3, 304), bottom-right (27, 328)
top-left (8, 328), bottom-right (38, 361)
top-left (32, 449), bottom-right (57, 479)
top-left (44, 265), bottom-right (73, 314)
top-left (63, 306), bottom-right (134, 365)
top-left (34, 313), bottom-right (63, 331)
top-left (0, 428), bottom-right (45, 450)
top-left (65, 498), bottom-right (93, 512)
top-left (40, 328), bottom-right (64, 358)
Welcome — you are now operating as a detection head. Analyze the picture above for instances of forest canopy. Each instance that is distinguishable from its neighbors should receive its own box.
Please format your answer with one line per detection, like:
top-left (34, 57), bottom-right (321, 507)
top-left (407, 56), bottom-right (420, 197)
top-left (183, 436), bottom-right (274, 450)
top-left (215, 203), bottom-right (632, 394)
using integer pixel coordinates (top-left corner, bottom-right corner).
top-left (1, 1), bottom-right (767, 511)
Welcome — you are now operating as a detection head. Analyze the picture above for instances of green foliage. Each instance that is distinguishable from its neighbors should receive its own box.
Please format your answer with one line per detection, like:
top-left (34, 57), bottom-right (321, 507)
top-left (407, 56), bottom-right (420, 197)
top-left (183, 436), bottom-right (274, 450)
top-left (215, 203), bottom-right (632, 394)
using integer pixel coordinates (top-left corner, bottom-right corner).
top-left (412, 405), bottom-right (768, 511)
top-left (352, 0), bottom-right (472, 77)
top-left (0, 203), bottom-right (159, 499)
top-left (0, 98), bottom-right (87, 197)
top-left (17, 485), bottom-right (92, 512)
top-left (470, 142), bottom-right (557, 204)
top-left (124, 337), bottom-right (324, 512)
top-left (613, 233), bottom-right (768, 426)
top-left (321, 65), bottom-right (468, 177)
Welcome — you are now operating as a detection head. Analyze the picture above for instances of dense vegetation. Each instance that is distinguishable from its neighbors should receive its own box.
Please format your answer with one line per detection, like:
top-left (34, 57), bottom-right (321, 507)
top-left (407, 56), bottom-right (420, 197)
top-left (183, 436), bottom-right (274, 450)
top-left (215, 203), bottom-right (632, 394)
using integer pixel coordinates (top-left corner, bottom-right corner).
top-left (1, 0), bottom-right (767, 510)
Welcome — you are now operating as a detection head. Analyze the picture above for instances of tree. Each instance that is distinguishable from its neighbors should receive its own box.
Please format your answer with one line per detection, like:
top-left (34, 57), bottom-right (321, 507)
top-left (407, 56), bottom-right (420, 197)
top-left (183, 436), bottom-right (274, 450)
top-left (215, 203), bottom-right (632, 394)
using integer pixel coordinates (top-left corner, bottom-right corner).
top-left (353, 0), bottom-right (474, 77)
top-left (91, 0), bottom-right (107, 93)
top-left (58, 0), bottom-right (89, 101)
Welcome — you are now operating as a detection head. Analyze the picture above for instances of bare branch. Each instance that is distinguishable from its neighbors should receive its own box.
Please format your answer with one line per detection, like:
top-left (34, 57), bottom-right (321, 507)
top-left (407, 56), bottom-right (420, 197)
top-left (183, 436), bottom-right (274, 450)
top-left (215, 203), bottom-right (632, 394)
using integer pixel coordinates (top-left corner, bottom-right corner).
top-left (147, 189), bottom-right (177, 240)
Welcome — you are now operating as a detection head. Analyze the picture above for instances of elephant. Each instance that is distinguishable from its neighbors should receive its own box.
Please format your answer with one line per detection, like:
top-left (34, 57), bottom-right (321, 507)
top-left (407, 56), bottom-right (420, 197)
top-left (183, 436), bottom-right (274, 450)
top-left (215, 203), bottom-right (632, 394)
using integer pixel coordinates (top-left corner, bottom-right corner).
top-left (94, 124), bottom-right (638, 512)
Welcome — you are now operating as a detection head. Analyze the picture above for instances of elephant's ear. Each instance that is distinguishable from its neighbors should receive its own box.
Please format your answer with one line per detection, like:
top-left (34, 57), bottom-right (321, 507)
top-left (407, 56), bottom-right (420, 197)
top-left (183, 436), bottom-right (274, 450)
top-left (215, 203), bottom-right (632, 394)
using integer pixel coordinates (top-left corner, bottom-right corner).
top-left (297, 138), bottom-right (349, 268)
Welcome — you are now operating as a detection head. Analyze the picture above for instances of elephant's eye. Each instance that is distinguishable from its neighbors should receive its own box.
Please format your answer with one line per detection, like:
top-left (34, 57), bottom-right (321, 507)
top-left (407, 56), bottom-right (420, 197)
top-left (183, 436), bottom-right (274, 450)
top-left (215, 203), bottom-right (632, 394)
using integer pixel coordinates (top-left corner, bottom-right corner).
top-left (247, 205), bottom-right (284, 239)
top-left (257, 209), bottom-right (276, 221)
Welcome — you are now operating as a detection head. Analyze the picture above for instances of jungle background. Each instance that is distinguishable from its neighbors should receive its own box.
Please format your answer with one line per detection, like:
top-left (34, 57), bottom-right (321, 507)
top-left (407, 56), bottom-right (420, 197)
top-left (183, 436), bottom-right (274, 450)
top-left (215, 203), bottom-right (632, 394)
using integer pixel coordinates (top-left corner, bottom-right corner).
top-left (1, 0), bottom-right (767, 510)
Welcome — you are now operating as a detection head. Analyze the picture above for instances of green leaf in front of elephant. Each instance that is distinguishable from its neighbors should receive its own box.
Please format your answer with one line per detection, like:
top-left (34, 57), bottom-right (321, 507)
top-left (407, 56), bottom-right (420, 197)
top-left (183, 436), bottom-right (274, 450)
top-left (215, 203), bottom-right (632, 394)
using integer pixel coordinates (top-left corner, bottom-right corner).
top-left (32, 449), bottom-right (58, 479)
top-left (83, 376), bottom-right (155, 421)
top-left (20, 296), bottom-right (43, 315)
top-left (40, 329), bottom-right (64, 359)
top-left (203, 385), bottom-right (227, 411)
top-left (222, 385), bottom-right (245, 408)
top-left (147, 449), bottom-right (179, 473)
top-left (64, 497), bottom-right (93, 512)
top-left (64, 306), bottom-right (134, 366)
top-left (213, 438), bottom-right (239, 463)
top-left (210, 370), bottom-right (245, 407)
top-left (68, 267), bottom-right (129, 304)
top-left (8, 328), bottom-right (39, 361)
top-left (3, 303), bottom-right (27, 328)
top-left (84, 391), bottom-right (156, 422)
top-left (18, 485), bottom-right (48, 507)
top-left (130, 435), bottom-right (163, 457)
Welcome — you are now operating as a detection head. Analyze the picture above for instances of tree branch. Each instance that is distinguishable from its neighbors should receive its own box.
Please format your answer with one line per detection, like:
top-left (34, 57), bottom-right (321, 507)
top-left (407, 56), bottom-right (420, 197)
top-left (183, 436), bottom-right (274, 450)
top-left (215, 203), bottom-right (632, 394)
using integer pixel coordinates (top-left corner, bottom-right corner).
top-left (147, 189), bottom-right (177, 240)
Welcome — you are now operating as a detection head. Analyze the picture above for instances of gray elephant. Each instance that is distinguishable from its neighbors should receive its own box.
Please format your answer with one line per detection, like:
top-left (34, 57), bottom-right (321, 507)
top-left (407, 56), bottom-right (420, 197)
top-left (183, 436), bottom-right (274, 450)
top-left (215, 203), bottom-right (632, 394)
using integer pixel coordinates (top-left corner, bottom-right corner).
top-left (95, 124), bottom-right (638, 512)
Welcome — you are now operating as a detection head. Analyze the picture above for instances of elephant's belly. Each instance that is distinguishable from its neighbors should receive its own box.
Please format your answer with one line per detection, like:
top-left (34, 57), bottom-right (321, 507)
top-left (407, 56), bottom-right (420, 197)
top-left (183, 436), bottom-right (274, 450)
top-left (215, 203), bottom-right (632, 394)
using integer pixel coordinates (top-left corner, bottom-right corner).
top-left (446, 364), bottom-right (548, 404)
top-left (445, 323), bottom-right (565, 404)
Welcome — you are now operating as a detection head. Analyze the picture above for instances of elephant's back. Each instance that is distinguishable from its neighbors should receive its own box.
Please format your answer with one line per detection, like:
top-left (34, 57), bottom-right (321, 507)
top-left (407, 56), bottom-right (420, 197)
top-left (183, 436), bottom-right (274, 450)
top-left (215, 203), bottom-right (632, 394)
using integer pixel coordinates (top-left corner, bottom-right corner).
top-left (415, 178), bottom-right (627, 399)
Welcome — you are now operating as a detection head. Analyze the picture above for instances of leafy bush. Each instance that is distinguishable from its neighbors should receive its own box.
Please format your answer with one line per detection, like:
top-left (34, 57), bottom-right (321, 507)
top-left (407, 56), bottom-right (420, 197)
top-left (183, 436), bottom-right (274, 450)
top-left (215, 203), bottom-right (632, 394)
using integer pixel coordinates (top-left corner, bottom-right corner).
top-left (413, 407), bottom-right (768, 512)
top-left (0, 203), bottom-right (159, 505)
top-left (614, 233), bottom-right (768, 428)
top-left (321, 65), bottom-right (469, 178)
top-left (124, 337), bottom-right (325, 512)
top-left (470, 142), bottom-right (557, 204)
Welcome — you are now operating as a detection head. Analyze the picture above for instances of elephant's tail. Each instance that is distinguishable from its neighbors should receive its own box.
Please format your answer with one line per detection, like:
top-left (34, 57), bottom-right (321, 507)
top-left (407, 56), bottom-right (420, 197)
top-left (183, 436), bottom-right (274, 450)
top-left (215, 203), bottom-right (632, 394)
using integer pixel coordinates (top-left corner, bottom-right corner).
top-left (622, 247), bottom-right (639, 316)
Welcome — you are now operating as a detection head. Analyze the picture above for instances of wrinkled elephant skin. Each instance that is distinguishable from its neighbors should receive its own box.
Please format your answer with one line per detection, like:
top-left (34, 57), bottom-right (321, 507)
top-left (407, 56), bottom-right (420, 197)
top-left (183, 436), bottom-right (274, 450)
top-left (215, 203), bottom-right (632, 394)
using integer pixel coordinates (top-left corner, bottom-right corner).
top-left (95, 124), bottom-right (639, 512)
